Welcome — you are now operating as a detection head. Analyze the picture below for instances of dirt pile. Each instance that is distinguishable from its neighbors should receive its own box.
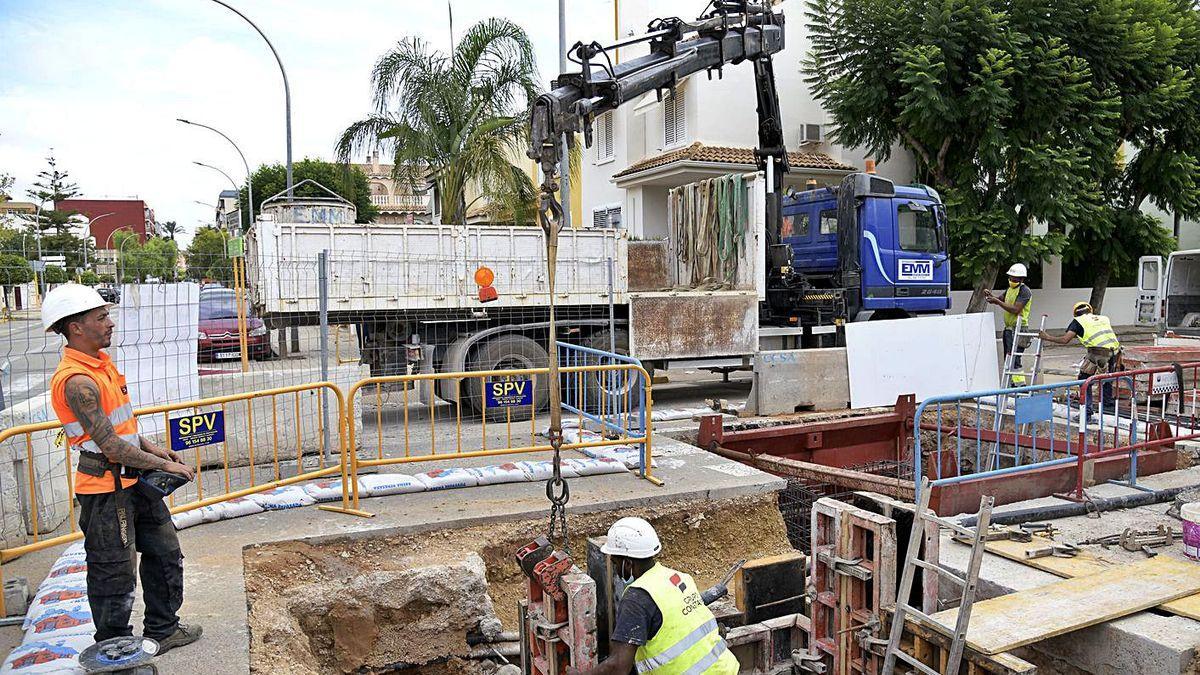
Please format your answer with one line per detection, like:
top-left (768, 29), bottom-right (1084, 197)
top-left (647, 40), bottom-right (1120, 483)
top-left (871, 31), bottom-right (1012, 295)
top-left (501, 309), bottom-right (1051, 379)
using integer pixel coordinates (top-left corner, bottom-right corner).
top-left (244, 492), bottom-right (793, 673)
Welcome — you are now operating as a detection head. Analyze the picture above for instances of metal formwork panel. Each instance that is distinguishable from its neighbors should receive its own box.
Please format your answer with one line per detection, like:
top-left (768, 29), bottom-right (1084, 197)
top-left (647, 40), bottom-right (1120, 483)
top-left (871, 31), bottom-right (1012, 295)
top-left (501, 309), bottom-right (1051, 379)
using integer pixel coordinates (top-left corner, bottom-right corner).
top-left (810, 499), bottom-right (842, 672)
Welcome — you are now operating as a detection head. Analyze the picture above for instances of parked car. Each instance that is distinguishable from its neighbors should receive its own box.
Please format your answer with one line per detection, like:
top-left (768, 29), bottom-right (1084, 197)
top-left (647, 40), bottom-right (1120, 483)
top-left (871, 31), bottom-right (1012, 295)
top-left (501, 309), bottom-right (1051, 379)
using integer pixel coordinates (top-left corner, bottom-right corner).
top-left (96, 286), bottom-right (120, 304)
top-left (198, 288), bottom-right (272, 361)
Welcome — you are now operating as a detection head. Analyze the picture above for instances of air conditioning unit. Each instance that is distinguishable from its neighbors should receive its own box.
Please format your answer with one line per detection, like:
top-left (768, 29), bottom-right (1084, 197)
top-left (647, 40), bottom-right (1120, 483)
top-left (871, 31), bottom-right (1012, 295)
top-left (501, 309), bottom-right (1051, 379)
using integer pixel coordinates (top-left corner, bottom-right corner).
top-left (799, 123), bottom-right (824, 145)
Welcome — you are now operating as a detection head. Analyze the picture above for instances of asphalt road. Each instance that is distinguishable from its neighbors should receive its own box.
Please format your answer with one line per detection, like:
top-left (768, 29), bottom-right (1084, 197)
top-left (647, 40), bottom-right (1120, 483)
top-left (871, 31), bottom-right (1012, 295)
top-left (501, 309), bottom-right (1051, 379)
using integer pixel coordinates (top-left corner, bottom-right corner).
top-left (0, 313), bottom-right (62, 411)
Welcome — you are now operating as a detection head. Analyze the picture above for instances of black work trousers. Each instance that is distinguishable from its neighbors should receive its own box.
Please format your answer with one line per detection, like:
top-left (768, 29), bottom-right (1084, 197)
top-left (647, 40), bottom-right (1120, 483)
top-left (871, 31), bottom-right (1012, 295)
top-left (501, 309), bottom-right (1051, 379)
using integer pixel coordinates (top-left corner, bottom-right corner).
top-left (77, 487), bottom-right (184, 642)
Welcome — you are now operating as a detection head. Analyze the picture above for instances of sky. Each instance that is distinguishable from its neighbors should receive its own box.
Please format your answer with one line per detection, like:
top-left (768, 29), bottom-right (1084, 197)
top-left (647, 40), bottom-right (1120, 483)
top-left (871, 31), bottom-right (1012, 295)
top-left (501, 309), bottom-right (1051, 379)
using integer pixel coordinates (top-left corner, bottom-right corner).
top-left (0, 0), bottom-right (615, 245)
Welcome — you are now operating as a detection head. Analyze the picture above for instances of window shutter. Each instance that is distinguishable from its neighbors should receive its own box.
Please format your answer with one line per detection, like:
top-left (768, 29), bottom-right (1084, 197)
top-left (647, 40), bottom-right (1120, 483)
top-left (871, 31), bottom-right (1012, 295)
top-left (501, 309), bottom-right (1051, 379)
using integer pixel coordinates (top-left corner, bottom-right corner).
top-left (663, 85), bottom-right (686, 147)
top-left (595, 112), bottom-right (614, 162)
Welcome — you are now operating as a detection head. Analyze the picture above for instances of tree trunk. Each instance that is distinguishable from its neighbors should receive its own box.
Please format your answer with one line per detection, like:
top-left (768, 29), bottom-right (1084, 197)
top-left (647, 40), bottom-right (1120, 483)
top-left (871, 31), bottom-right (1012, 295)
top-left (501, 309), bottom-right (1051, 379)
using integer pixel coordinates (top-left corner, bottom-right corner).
top-left (1089, 262), bottom-right (1111, 313)
top-left (966, 261), bottom-right (1001, 313)
top-left (1175, 210), bottom-right (1182, 243)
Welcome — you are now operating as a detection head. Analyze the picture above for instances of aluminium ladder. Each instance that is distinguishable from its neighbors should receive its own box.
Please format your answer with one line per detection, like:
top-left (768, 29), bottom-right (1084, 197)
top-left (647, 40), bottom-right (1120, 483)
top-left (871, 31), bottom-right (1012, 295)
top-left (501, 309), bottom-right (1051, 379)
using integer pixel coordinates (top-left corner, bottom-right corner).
top-left (882, 478), bottom-right (994, 675)
top-left (986, 313), bottom-right (1047, 470)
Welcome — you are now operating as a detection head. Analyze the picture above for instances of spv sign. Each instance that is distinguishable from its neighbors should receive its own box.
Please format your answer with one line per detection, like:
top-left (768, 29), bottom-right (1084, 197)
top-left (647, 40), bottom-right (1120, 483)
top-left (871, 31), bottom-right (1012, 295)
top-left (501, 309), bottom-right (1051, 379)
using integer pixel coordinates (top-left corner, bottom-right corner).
top-left (485, 376), bottom-right (534, 408)
top-left (169, 411), bottom-right (226, 451)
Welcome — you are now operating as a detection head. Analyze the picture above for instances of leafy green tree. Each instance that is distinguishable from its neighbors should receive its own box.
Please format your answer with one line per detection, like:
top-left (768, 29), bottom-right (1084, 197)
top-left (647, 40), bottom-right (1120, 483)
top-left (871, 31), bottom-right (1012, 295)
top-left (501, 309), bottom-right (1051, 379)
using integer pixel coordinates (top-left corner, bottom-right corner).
top-left (26, 151), bottom-right (81, 236)
top-left (805, 0), bottom-right (1119, 311)
top-left (78, 270), bottom-right (100, 285)
top-left (335, 18), bottom-right (539, 225)
top-left (1056, 0), bottom-right (1199, 308)
top-left (238, 159), bottom-right (379, 229)
top-left (42, 265), bottom-right (68, 284)
top-left (183, 227), bottom-right (234, 284)
top-left (114, 231), bottom-right (178, 283)
top-left (38, 232), bottom-right (89, 269)
top-left (0, 173), bottom-right (12, 202)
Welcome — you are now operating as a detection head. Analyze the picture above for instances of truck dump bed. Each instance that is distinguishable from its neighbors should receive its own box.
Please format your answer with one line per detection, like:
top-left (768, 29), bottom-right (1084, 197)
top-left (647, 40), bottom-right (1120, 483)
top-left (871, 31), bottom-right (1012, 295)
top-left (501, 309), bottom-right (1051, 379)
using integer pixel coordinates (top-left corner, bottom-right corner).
top-left (245, 216), bottom-right (628, 316)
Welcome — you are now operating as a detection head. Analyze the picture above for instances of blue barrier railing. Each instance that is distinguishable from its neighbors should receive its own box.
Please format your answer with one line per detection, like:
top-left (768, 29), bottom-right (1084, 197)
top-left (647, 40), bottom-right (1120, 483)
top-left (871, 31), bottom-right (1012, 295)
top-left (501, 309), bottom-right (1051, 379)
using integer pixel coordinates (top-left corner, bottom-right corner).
top-left (556, 341), bottom-right (647, 439)
top-left (915, 379), bottom-right (1086, 496)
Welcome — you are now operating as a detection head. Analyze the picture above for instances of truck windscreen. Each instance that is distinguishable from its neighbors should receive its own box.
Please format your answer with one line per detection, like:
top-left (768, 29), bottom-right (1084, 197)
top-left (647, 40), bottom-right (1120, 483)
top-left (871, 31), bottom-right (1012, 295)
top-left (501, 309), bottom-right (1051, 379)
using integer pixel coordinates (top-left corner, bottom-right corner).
top-left (898, 203), bottom-right (940, 252)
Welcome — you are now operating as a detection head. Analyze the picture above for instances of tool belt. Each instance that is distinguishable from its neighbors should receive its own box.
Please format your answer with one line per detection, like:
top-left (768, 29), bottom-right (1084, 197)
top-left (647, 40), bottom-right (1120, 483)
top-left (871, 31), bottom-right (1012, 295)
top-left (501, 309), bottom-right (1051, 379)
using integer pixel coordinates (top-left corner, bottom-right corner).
top-left (77, 452), bottom-right (139, 480)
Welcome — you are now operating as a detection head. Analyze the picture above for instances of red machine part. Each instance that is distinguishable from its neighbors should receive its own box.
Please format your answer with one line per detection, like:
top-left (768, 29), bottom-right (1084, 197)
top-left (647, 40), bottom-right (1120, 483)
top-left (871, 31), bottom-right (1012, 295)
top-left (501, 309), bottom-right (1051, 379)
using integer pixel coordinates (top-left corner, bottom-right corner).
top-left (516, 539), bottom-right (599, 675)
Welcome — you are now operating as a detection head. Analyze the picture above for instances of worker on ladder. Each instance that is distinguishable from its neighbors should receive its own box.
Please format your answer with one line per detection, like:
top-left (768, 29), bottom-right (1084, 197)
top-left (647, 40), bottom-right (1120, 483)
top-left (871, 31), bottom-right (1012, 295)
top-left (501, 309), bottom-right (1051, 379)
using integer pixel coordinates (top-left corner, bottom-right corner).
top-left (1040, 301), bottom-right (1123, 404)
top-left (568, 517), bottom-right (739, 675)
top-left (984, 263), bottom-right (1033, 384)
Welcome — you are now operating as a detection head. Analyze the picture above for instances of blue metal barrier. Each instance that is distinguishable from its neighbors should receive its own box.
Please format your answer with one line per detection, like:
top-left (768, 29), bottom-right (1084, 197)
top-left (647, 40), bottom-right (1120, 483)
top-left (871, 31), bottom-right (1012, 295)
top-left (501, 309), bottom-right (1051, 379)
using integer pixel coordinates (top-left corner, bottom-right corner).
top-left (557, 341), bottom-right (647, 438)
top-left (915, 379), bottom-right (1086, 496)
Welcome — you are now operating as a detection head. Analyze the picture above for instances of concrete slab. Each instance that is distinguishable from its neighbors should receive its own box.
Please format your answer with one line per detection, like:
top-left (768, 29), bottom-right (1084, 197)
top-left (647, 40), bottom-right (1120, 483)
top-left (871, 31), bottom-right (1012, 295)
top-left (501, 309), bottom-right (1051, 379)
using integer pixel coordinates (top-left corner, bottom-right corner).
top-left (0, 435), bottom-right (784, 674)
top-left (939, 466), bottom-right (1200, 674)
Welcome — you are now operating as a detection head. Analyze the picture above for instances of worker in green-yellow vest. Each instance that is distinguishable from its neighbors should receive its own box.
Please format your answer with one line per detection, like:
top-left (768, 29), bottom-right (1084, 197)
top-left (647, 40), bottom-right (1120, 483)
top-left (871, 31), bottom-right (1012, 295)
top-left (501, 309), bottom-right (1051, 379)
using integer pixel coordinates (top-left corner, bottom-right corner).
top-left (1039, 301), bottom-right (1122, 378)
top-left (568, 517), bottom-right (739, 675)
top-left (984, 263), bottom-right (1033, 384)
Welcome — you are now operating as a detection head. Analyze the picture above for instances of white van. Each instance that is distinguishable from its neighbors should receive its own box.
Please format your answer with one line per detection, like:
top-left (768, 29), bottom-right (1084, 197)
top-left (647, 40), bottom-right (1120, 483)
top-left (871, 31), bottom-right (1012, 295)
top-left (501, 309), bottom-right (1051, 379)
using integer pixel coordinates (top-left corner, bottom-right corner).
top-left (1136, 251), bottom-right (1200, 334)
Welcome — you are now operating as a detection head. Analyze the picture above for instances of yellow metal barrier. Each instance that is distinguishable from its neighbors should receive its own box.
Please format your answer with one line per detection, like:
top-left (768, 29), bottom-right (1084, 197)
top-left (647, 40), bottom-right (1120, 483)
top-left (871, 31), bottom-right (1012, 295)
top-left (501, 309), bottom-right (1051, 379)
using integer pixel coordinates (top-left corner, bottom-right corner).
top-left (0, 381), bottom-right (361, 616)
top-left (342, 363), bottom-right (659, 515)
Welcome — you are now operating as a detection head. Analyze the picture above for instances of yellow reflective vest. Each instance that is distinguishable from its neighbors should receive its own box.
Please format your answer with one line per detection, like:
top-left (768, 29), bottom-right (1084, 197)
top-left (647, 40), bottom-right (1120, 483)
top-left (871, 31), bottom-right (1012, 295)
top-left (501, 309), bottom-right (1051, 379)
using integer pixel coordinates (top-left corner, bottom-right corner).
top-left (1004, 284), bottom-right (1032, 329)
top-left (1076, 314), bottom-right (1120, 351)
top-left (628, 564), bottom-right (739, 675)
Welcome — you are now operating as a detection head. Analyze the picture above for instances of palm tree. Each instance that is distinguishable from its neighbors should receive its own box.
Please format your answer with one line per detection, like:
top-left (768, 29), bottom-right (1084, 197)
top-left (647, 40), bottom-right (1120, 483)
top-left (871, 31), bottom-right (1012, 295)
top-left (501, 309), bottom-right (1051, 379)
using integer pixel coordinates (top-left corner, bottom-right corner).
top-left (336, 18), bottom-right (541, 225)
top-left (159, 220), bottom-right (183, 241)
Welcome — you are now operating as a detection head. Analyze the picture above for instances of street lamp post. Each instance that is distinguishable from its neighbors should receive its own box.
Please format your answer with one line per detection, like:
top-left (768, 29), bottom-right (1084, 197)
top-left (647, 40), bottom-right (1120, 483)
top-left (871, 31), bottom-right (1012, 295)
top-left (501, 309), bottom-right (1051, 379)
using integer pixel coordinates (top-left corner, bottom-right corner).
top-left (178, 119), bottom-right (254, 230)
top-left (205, 0), bottom-right (292, 197)
top-left (80, 212), bottom-right (114, 269)
top-left (193, 161), bottom-right (243, 233)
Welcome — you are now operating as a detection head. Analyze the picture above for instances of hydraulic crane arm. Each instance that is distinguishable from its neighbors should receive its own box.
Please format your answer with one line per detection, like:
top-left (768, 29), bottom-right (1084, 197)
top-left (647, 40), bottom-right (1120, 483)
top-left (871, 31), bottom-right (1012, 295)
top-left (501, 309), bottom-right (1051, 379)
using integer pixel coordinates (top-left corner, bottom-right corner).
top-left (528, 1), bottom-right (789, 228)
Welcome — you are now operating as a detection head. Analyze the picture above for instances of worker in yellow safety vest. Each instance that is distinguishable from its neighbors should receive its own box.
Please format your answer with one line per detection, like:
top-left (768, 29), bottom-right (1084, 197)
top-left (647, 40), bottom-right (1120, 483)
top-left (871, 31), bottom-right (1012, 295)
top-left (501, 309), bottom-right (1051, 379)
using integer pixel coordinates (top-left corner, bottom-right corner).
top-left (1039, 301), bottom-right (1123, 378)
top-left (568, 517), bottom-right (739, 675)
top-left (983, 263), bottom-right (1033, 384)
top-left (44, 284), bottom-right (203, 653)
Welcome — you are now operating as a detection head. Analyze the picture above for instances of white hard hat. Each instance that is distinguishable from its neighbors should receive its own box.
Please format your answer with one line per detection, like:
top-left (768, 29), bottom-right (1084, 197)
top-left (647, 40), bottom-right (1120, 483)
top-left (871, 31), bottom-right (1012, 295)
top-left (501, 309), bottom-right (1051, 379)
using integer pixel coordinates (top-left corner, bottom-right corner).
top-left (41, 284), bottom-right (111, 333)
top-left (1006, 263), bottom-right (1028, 278)
top-left (601, 517), bottom-right (662, 559)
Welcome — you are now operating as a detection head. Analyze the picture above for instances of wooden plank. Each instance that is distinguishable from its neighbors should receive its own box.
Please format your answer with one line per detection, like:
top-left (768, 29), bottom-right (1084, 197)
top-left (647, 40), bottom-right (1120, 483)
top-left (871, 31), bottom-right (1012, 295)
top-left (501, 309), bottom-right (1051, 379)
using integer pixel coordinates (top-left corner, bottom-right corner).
top-left (981, 535), bottom-right (1200, 621)
top-left (931, 556), bottom-right (1200, 654)
top-left (709, 446), bottom-right (915, 497)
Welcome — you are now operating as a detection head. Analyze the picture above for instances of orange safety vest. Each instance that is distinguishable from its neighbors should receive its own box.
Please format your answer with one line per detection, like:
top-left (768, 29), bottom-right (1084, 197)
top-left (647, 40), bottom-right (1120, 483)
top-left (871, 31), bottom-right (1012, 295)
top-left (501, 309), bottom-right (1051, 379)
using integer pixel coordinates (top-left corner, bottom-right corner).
top-left (50, 347), bottom-right (139, 494)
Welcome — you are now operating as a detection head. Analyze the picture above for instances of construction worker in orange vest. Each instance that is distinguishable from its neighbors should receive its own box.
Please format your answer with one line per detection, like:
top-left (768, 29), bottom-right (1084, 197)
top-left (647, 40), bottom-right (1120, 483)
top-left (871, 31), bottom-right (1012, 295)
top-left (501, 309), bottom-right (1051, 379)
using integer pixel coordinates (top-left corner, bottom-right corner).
top-left (44, 284), bottom-right (203, 654)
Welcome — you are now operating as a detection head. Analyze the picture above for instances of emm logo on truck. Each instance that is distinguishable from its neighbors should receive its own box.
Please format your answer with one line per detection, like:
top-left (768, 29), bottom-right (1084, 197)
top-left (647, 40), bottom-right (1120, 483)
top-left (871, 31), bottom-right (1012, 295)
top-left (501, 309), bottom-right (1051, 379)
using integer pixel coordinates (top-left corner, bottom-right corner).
top-left (897, 259), bottom-right (934, 282)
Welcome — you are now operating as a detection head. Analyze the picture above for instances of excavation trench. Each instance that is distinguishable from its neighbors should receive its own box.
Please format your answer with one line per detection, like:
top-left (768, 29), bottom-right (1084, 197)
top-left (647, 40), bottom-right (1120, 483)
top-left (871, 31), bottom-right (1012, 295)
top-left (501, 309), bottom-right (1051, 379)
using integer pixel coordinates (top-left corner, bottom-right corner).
top-left (243, 492), bottom-right (792, 674)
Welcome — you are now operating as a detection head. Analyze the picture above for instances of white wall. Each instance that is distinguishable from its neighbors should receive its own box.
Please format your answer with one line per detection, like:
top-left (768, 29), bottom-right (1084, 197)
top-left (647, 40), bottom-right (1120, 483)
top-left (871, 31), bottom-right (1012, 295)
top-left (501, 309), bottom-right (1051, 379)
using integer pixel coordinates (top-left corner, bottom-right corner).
top-left (949, 287), bottom-right (1140, 330)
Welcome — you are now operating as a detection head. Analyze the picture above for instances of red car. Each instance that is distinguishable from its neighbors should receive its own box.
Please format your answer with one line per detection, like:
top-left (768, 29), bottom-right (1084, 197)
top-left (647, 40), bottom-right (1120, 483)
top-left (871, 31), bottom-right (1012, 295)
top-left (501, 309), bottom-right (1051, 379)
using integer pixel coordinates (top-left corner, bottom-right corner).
top-left (198, 288), bottom-right (272, 361)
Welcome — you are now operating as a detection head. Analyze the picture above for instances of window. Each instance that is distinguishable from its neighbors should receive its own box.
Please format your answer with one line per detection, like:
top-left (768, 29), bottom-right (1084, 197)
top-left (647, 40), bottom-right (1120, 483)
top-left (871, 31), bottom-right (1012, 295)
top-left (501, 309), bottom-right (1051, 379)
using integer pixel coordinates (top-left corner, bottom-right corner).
top-left (1141, 260), bottom-right (1159, 290)
top-left (593, 204), bottom-right (622, 229)
top-left (663, 85), bottom-right (687, 147)
top-left (897, 203), bottom-right (940, 252)
top-left (781, 212), bottom-right (810, 239)
top-left (595, 112), bottom-right (615, 162)
top-left (819, 209), bottom-right (838, 235)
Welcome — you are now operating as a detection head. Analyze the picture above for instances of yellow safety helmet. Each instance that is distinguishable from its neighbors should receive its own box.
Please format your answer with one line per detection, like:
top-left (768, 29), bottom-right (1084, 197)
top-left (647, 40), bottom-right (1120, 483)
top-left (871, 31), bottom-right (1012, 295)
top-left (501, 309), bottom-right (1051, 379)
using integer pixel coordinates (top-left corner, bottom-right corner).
top-left (1073, 301), bottom-right (1093, 316)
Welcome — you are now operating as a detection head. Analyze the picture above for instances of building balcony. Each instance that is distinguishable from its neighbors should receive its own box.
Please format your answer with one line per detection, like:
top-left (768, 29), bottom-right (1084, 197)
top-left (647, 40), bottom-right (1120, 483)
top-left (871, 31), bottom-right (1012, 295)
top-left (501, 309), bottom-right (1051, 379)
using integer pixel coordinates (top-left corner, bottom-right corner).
top-left (369, 194), bottom-right (429, 211)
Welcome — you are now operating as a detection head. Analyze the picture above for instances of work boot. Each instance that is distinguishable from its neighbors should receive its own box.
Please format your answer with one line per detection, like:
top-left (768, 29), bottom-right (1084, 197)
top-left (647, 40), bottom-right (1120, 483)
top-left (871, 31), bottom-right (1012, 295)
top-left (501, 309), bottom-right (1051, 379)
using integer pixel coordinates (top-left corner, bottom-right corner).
top-left (154, 622), bottom-right (203, 656)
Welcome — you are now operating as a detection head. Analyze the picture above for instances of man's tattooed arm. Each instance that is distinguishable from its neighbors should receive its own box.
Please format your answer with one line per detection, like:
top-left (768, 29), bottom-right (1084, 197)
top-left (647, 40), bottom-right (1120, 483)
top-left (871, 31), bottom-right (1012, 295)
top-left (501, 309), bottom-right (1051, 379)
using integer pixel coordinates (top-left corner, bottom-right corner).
top-left (63, 374), bottom-right (170, 471)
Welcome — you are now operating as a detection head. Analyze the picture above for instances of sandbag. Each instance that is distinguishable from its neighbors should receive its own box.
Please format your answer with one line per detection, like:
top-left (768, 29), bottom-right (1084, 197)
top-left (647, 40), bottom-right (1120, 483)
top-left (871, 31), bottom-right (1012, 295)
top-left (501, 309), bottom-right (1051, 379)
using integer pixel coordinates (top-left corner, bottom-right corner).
top-left (248, 485), bottom-right (316, 511)
top-left (171, 509), bottom-right (206, 530)
top-left (357, 473), bottom-right (423, 496)
top-left (24, 604), bottom-right (93, 640)
top-left (564, 457), bottom-right (629, 476)
top-left (466, 464), bottom-right (527, 486)
top-left (218, 496), bottom-right (265, 519)
top-left (28, 584), bottom-right (87, 614)
top-left (581, 446), bottom-right (645, 469)
top-left (1, 635), bottom-right (91, 674)
top-left (303, 477), bottom-right (355, 502)
top-left (513, 460), bottom-right (580, 482)
top-left (42, 560), bottom-right (87, 585)
top-left (415, 468), bottom-right (478, 491)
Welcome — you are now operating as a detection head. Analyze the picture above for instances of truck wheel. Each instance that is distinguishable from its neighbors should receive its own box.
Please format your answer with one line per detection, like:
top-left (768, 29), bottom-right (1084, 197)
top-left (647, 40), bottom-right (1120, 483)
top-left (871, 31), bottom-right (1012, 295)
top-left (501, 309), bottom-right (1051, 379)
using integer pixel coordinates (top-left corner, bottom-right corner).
top-left (580, 330), bottom-right (644, 403)
top-left (467, 334), bottom-right (550, 422)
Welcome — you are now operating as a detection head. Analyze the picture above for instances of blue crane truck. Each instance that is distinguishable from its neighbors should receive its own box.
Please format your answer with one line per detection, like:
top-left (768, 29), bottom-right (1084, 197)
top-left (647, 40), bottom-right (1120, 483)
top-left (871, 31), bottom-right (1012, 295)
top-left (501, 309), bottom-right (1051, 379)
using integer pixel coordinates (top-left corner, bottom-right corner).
top-left (764, 172), bottom-right (951, 337)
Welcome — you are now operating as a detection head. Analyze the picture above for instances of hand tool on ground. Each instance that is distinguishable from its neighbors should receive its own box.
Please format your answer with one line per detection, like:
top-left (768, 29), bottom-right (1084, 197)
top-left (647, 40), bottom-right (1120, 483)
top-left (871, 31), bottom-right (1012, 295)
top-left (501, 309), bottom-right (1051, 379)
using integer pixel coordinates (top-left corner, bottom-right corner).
top-left (700, 558), bottom-right (746, 605)
top-left (1024, 542), bottom-right (1081, 559)
top-left (1080, 525), bottom-right (1183, 553)
top-left (80, 636), bottom-right (159, 674)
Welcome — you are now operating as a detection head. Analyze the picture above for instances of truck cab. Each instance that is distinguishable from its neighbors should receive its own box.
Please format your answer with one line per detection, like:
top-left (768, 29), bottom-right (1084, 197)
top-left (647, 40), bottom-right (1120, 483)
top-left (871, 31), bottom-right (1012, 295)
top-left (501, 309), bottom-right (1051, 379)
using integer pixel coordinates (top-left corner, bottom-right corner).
top-left (777, 174), bottom-right (950, 322)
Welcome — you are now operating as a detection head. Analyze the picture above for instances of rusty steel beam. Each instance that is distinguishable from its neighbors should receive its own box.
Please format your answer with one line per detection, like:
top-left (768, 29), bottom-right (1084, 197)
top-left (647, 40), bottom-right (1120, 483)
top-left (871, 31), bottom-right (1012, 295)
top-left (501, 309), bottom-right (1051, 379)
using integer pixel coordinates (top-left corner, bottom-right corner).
top-left (707, 444), bottom-right (915, 499)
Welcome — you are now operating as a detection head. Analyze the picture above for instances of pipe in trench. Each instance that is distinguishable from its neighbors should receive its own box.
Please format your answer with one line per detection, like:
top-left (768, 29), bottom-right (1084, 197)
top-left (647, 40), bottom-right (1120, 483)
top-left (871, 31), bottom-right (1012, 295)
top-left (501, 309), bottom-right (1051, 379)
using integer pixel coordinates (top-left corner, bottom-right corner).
top-left (469, 642), bottom-right (521, 659)
top-left (957, 483), bottom-right (1200, 527)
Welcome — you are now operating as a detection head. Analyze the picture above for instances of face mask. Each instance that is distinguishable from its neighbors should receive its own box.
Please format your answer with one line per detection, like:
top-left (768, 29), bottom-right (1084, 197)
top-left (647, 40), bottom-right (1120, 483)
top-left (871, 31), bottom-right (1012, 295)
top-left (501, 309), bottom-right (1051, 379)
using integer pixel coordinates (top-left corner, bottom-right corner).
top-left (1008, 279), bottom-right (1021, 288)
top-left (613, 560), bottom-right (637, 599)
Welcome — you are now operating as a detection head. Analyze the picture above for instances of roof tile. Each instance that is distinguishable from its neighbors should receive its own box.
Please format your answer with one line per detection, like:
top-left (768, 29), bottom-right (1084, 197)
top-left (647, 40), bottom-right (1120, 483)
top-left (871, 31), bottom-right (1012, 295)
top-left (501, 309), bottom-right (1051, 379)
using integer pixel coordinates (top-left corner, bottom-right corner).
top-left (612, 142), bottom-right (856, 178)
